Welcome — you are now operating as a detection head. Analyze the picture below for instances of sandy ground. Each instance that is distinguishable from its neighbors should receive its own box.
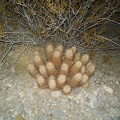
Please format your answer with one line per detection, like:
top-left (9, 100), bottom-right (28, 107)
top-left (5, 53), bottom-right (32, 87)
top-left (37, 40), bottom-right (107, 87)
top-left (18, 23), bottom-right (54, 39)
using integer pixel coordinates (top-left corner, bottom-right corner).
top-left (0, 45), bottom-right (120, 120)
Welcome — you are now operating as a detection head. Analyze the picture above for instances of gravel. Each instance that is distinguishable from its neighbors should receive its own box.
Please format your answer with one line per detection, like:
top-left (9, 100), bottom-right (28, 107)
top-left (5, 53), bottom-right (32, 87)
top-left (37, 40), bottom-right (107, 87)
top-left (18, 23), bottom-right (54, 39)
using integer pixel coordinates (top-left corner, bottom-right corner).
top-left (51, 91), bottom-right (61, 98)
top-left (61, 98), bottom-right (69, 105)
top-left (72, 87), bottom-right (81, 94)
top-left (0, 46), bottom-right (120, 120)
top-left (38, 115), bottom-right (48, 120)
top-left (52, 110), bottom-right (65, 118)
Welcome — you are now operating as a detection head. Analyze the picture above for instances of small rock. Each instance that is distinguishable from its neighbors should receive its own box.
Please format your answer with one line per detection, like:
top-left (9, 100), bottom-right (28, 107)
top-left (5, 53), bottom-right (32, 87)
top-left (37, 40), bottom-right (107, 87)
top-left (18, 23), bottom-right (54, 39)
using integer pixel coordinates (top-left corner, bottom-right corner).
top-left (74, 114), bottom-right (84, 120)
top-left (5, 96), bottom-right (13, 102)
top-left (52, 110), bottom-right (65, 118)
top-left (76, 94), bottom-right (81, 100)
top-left (95, 80), bottom-right (100, 84)
top-left (115, 81), bottom-right (119, 84)
top-left (6, 83), bottom-right (13, 88)
top-left (103, 85), bottom-right (113, 94)
top-left (19, 91), bottom-right (24, 97)
top-left (6, 62), bottom-right (9, 66)
top-left (11, 67), bottom-right (15, 73)
top-left (87, 93), bottom-right (98, 108)
top-left (75, 99), bottom-right (80, 104)
top-left (15, 113), bottom-right (24, 120)
top-left (0, 63), bottom-right (2, 67)
top-left (72, 88), bottom-right (81, 94)
top-left (67, 96), bottom-right (73, 100)
top-left (116, 116), bottom-right (120, 120)
top-left (0, 115), bottom-right (4, 120)
top-left (8, 51), bottom-right (14, 56)
top-left (51, 91), bottom-right (61, 97)
top-left (61, 98), bottom-right (69, 105)
top-left (3, 116), bottom-right (12, 120)
top-left (38, 115), bottom-right (48, 120)
top-left (93, 90), bottom-right (98, 96)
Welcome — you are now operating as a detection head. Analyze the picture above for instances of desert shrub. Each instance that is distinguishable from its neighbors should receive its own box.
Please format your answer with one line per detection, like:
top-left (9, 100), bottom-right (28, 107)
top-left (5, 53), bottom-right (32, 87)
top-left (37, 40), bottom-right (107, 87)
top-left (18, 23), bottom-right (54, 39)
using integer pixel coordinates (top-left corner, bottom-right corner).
top-left (0, 0), bottom-right (120, 62)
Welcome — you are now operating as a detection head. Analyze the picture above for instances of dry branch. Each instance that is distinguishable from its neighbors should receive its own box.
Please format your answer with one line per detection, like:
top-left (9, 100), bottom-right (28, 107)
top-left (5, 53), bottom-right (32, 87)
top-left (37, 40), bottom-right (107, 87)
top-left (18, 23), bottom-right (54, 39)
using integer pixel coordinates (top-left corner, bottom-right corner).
top-left (0, 0), bottom-right (120, 62)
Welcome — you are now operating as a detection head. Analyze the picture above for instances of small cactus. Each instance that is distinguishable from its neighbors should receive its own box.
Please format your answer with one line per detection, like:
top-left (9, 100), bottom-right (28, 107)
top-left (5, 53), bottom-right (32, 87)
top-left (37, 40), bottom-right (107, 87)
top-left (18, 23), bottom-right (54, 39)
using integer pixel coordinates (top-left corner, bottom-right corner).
top-left (28, 63), bottom-right (38, 78)
top-left (81, 54), bottom-right (89, 65)
top-left (69, 73), bottom-right (82, 88)
top-left (70, 61), bottom-right (82, 76)
top-left (39, 65), bottom-right (48, 78)
top-left (34, 51), bottom-right (44, 70)
top-left (52, 50), bottom-right (62, 68)
top-left (59, 63), bottom-right (69, 75)
top-left (28, 44), bottom-right (96, 95)
top-left (36, 74), bottom-right (47, 88)
top-left (48, 76), bottom-right (57, 91)
top-left (79, 74), bottom-right (89, 87)
top-left (46, 62), bottom-right (57, 76)
top-left (57, 74), bottom-right (67, 88)
top-left (62, 85), bottom-right (72, 95)
top-left (46, 44), bottom-right (54, 61)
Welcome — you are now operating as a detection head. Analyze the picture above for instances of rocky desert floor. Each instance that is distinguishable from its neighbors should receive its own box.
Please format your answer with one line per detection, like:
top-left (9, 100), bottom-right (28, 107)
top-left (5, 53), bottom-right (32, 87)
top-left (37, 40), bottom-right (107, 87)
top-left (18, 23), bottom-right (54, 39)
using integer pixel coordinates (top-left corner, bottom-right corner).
top-left (0, 44), bottom-right (120, 120)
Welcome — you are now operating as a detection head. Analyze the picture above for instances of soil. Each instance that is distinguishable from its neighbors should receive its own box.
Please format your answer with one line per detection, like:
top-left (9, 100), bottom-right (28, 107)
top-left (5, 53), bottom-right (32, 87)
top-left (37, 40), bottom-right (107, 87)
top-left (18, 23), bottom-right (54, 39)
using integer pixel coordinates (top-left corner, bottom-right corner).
top-left (0, 44), bottom-right (120, 120)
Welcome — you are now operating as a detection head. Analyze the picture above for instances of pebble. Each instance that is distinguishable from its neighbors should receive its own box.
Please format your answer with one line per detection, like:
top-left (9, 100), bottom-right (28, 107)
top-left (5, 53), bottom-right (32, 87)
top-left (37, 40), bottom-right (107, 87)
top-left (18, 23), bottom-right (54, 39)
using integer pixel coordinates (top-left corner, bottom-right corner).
top-left (76, 94), bottom-right (81, 100)
top-left (61, 98), bottom-right (69, 105)
top-left (6, 83), bottom-right (13, 88)
top-left (116, 116), bottom-right (120, 120)
top-left (15, 113), bottom-right (24, 120)
top-left (0, 115), bottom-right (4, 120)
top-left (115, 81), bottom-right (119, 84)
top-left (51, 91), bottom-right (61, 97)
top-left (95, 80), bottom-right (100, 84)
top-left (87, 93), bottom-right (98, 108)
top-left (52, 110), bottom-right (65, 118)
top-left (38, 115), bottom-right (48, 120)
top-left (0, 63), bottom-right (2, 67)
top-left (75, 99), bottom-right (80, 104)
top-left (19, 91), bottom-right (24, 97)
top-left (74, 114), bottom-right (85, 120)
top-left (8, 51), bottom-right (14, 56)
top-left (67, 96), bottom-right (73, 100)
top-left (5, 96), bottom-right (13, 102)
top-left (103, 85), bottom-right (113, 94)
top-left (6, 62), bottom-right (9, 66)
top-left (3, 116), bottom-right (13, 120)
top-left (93, 90), bottom-right (98, 96)
top-left (72, 88), bottom-right (81, 94)
top-left (11, 67), bottom-right (15, 73)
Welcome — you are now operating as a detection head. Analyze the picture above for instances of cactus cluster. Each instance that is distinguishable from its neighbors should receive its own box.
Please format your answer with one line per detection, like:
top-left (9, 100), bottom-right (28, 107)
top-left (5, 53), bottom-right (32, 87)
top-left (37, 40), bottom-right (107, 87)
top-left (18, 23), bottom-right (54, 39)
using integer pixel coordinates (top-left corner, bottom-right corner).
top-left (28, 44), bottom-right (96, 95)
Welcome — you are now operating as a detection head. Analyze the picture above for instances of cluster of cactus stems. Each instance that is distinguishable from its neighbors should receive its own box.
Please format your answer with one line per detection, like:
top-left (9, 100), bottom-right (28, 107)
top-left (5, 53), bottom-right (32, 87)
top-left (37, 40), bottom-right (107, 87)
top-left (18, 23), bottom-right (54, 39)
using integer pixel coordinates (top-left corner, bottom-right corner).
top-left (28, 44), bottom-right (96, 95)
